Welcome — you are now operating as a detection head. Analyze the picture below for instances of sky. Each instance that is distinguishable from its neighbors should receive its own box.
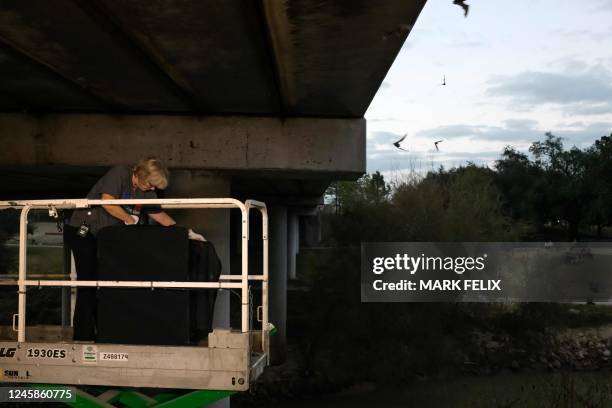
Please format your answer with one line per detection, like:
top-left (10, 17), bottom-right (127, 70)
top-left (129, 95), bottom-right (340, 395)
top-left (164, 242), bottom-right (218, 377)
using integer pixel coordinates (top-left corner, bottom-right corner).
top-left (365, 0), bottom-right (612, 177)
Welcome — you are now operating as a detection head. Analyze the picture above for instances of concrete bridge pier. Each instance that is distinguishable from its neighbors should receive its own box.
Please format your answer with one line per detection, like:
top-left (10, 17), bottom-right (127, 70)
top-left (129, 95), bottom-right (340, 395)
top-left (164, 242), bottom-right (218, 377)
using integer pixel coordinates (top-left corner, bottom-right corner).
top-left (269, 205), bottom-right (288, 364)
top-left (287, 212), bottom-right (300, 281)
top-left (287, 206), bottom-right (320, 282)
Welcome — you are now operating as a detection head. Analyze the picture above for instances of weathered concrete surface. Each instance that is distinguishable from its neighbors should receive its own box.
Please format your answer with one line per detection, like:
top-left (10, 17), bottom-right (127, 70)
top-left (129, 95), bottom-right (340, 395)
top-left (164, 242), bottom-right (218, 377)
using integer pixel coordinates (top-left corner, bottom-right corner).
top-left (91, 0), bottom-right (279, 114)
top-left (0, 0), bottom-right (426, 116)
top-left (263, 0), bottom-right (427, 116)
top-left (0, 1), bottom-right (189, 111)
top-left (269, 205), bottom-right (288, 364)
top-left (288, 212), bottom-right (299, 280)
top-left (0, 113), bottom-right (365, 174)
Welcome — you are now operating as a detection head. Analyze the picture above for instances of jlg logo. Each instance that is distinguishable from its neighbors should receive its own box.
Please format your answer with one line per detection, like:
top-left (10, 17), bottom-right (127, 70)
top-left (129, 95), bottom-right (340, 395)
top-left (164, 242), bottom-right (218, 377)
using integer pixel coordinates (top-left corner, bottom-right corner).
top-left (0, 347), bottom-right (16, 358)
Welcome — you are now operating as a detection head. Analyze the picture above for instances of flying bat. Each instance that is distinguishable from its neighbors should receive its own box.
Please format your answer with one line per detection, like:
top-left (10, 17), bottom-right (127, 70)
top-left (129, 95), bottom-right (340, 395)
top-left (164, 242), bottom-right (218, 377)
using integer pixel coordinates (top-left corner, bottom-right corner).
top-left (393, 134), bottom-right (409, 151)
top-left (453, 0), bottom-right (469, 17)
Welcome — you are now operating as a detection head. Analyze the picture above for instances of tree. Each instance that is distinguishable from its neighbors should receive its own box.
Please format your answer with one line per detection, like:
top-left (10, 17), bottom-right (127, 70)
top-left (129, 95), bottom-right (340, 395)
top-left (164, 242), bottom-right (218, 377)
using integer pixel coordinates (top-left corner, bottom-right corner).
top-left (495, 131), bottom-right (612, 240)
top-left (391, 164), bottom-right (516, 241)
top-left (443, 166), bottom-right (516, 241)
top-left (495, 146), bottom-right (544, 225)
top-left (529, 133), bottom-right (593, 239)
top-left (322, 172), bottom-right (397, 245)
top-left (584, 134), bottom-right (612, 237)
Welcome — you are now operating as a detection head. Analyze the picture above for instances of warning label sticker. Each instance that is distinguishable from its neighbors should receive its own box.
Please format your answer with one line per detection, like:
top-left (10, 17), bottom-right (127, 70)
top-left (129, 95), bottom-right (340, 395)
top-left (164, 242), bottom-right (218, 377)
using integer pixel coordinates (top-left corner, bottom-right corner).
top-left (82, 345), bottom-right (97, 364)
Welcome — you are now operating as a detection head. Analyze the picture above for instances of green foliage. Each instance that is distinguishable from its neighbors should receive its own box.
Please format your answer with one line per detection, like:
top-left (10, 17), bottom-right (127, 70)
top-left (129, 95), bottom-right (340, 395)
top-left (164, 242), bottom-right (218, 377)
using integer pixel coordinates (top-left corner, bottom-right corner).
top-left (324, 165), bottom-right (516, 244)
top-left (304, 167), bottom-right (520, 384)
top-left (300, 132), bottom-right (612, 387)
top-left (494, 147), bottom-right (544, 224)
top-left (323, 171), bottom-right (398, 244)
top-left (334, 171), bottom-right (392, 209)
top-left (495, 132), bottom-right (612, 240)
top-left (584, 135), bottom-right (612, 237)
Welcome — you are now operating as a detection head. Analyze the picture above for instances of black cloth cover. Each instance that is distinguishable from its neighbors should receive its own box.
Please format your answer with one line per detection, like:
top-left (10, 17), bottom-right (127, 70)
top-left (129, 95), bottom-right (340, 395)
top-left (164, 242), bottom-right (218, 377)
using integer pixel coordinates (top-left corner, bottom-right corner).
top-left (96, 225), bottom-right (190, 345)
top-left (189, 240), bottom-right (222, 342)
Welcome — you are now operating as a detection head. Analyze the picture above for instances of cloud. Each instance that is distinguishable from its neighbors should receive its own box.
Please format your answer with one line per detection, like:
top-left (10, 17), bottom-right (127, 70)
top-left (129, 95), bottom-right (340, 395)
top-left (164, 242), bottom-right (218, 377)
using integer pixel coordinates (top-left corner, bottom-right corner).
top-left (367, 149), bottom-right (500, 174)
top-left (365, 121), bottom-right (612, 173)
top-left (549, 28), bottom-right (611, 43)
top-left (367, 152), bottom-right (427, 174)
top-left (367, 129), bottom-right (512, 173)
top-left (367, 131), bottom-right (433, 172)
top-left (416, 125), bottom-right (479, 139)
top-left (439, 151), bottom-right (501, 160)
top-left (549, 57), bottom-right (589, 72)
top-left (594, 0), bottom-right (612, 12)
top-left (503, 119), bottom-right (540, 129)
top-left (487, 65), bottom-right (612, 109)
top-left (367, 130), bottom-right (403, 146)
top-left (414, 120), bottom-right (611, 146)
top-left (451, 40), bottom-right (486, 48)
top-left (416, 123), bottom-right (542, 143)
top-left (444, 29), bottom-right (488, 49)
top-left (555, 122), bottom-right (612, 145)
top-left (366, 123), bottom-right (612, 174)
top-left (562, 103), bottom-right (612, 116)
top-left (556, 121), bottom-right (585, 128)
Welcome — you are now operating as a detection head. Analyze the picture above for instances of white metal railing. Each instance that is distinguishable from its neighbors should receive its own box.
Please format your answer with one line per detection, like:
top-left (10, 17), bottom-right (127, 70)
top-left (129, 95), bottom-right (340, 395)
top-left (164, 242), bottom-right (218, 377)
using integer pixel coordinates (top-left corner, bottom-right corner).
top-left (0, 198), bottom-right (269, 354)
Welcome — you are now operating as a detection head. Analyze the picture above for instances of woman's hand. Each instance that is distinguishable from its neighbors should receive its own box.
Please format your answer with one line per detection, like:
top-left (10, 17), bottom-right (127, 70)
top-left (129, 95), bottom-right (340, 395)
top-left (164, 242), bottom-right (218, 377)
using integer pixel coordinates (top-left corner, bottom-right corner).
top-left (124, 215), bottom-right (139, 225)
top-left (188, 229), bottom-right (206, 242)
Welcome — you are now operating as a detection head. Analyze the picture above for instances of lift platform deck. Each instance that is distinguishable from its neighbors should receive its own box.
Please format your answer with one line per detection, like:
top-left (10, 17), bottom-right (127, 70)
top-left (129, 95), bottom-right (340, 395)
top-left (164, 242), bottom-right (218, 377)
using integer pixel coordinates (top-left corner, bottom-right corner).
top-left (0, 198), bottom-right (270, 393)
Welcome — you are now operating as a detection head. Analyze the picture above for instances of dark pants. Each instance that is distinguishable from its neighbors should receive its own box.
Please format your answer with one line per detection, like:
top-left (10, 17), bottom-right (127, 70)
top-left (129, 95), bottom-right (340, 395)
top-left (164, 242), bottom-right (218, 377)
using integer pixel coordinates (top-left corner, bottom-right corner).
top-left (63, 224), bottom-right (97, 341)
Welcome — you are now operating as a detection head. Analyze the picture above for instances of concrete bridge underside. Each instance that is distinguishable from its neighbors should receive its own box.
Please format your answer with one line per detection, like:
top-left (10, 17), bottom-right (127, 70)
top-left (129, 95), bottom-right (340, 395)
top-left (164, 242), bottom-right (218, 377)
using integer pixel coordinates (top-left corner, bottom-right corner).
top-left (0, 0), bottom-right (427, 397)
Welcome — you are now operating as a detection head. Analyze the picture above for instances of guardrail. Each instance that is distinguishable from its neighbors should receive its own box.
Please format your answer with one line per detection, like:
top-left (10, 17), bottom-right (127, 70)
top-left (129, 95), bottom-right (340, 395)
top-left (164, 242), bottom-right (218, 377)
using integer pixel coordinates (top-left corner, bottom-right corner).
top-left (0, 198), bottom-right (269, 354)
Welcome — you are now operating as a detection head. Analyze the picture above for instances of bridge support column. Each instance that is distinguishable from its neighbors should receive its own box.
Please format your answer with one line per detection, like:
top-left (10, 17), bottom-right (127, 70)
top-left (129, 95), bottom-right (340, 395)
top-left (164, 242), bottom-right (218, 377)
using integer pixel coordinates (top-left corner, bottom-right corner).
top-left (269, 205), bottom-right (287, 364)
top-left (301, 213), bottom-right (321, 247)
top-left (166, 170), bottom-right (230, 408)
top-left (287, 212), bottom-right (299, 281)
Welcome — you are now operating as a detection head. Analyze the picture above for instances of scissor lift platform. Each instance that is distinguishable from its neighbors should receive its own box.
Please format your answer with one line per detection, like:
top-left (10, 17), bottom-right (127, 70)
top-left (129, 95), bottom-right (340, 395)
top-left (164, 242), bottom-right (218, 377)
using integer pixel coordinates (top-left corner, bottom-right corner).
top-left (0, 198), bottom-right (271, 398)
top-left (0, 328), bottom-right (267, 390)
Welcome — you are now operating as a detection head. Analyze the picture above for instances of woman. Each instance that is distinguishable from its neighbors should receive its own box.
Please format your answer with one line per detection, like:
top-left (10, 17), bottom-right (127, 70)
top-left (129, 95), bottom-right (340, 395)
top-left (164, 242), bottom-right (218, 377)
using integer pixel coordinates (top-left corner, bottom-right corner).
top-left (64, 157), bottom-right (203, 341)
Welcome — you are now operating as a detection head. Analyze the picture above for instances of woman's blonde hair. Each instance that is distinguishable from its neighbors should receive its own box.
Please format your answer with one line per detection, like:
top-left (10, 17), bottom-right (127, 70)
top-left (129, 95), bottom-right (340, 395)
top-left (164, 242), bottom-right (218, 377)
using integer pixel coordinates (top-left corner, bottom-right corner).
top-left (133, 157), bottom-right (169, 190)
